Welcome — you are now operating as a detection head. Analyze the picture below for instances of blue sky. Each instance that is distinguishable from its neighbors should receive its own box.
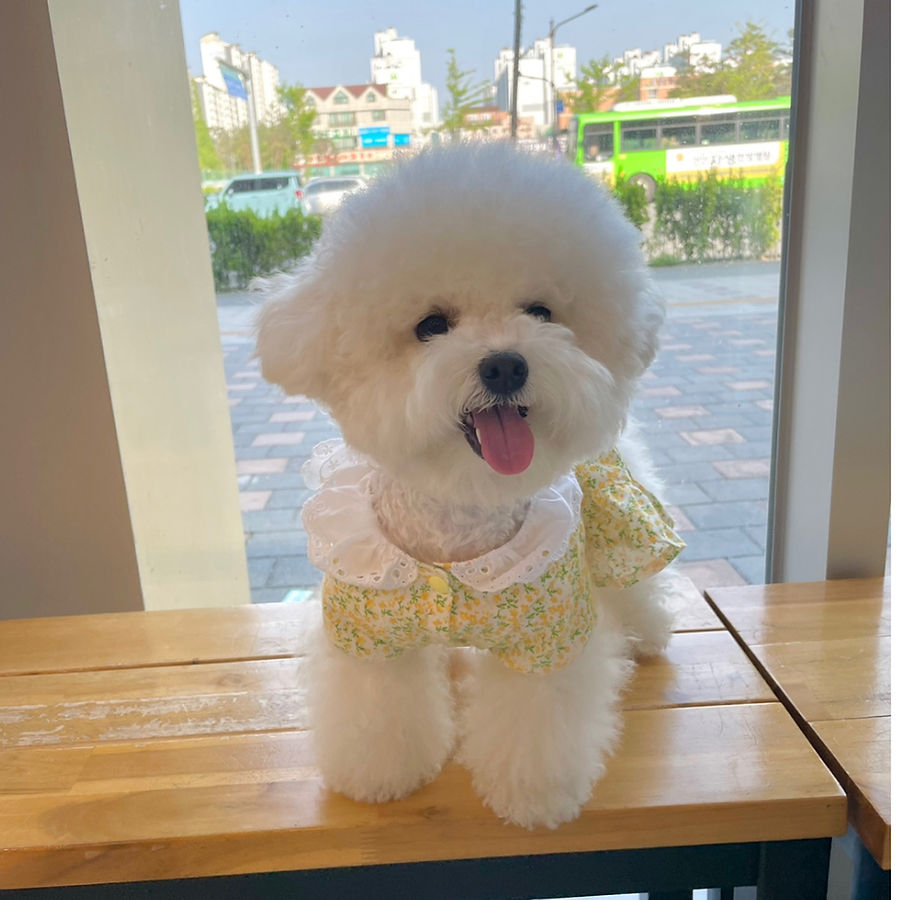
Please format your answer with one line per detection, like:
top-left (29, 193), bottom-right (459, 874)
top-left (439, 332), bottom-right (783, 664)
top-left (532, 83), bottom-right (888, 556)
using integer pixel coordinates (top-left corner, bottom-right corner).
top-left (180, 0), bottom-right (795, 107)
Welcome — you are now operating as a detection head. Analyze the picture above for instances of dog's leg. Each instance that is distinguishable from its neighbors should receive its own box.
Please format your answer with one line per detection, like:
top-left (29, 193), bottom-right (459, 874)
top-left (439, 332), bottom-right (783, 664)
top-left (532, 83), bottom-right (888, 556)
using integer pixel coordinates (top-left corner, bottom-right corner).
top-left (599, 569), bottom-right (676, 659)
top-left (456, 621), bottom-right (633, 829)
top-left (307, 618), bottom-right (454, 802)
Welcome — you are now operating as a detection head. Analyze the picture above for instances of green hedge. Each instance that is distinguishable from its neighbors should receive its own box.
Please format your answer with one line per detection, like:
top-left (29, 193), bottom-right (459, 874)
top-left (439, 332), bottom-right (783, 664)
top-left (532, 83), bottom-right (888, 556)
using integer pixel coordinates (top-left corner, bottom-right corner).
top-left (652, 173), bottom-right (782, 262)
top-left (609, 172), bottom-right (783, 264)
top-left (206, 206), bottom-right (322, 290)
top-left (206, 174), bottom-right (783, 290)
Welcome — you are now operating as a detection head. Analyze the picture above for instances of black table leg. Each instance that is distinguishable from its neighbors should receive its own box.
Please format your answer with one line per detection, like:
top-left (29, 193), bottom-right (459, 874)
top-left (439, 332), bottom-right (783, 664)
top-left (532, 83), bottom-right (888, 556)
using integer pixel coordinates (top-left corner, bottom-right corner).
top-left (756, 839), bottom-right (831, 899)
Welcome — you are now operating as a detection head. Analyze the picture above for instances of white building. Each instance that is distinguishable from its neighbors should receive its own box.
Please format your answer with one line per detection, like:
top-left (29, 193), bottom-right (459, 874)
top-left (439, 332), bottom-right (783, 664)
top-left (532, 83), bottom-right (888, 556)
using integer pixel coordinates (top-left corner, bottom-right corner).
top-left (194, 32), bottom-right (282, 132)
top-left (614, 47), bottom-right (663, 78)
top-left (493, 39), bottom-right (577, 132)
top-left (663, 33), bottom-right (723, 71)
top-left (370, 27), bottom-right (440, 138)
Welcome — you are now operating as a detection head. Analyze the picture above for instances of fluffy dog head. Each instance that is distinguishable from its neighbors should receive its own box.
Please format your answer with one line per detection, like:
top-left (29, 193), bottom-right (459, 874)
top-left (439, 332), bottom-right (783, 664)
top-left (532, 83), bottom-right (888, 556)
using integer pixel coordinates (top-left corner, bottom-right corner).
top-left (256, 143), bottom-right (663, 506)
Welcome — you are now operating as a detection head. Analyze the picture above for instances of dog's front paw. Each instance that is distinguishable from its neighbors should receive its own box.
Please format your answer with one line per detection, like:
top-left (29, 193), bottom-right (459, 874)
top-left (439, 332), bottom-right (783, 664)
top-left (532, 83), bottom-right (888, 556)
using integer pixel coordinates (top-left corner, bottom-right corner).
top-left (629, 597), bottom-right (674, 659)
top-left (310, 639), bottom-right (455, 804)
top-left (464, 750), bottom-right (600, 829)
top-left (320, 740), bottom-right (448, 804)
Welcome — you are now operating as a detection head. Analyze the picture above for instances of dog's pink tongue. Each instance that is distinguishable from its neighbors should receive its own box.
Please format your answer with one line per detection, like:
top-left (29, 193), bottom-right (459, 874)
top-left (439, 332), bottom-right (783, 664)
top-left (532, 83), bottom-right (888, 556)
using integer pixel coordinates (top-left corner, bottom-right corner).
top-left (473, 406), bottom-right (535, 475)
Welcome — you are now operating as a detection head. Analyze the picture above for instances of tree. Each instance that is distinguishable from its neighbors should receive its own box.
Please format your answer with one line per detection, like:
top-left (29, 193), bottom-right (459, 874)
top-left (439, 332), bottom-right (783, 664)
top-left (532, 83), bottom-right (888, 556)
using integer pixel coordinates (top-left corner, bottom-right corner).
top-left (441, 49), bottom-right (490, 140)
top-left (571, 56), bottom-right (616, 113)
top-left (275, 84), bottom-right (319, 161)
top-left (211, 126), bottom-right (252, 173)
top-left (570, 56), bottom-right (641, 113)
top-left (209, 83), bottom-right (320, 173)
top-left (671, 22), bottom-right (792, 100)
top-left (190, 81), bottom-right (223, 175)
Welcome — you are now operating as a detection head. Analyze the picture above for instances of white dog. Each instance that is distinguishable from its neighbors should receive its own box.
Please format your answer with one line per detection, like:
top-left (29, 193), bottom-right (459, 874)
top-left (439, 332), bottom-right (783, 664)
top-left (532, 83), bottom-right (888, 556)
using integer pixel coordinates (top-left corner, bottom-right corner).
top-left (255, 143), bottom-right (683, 829)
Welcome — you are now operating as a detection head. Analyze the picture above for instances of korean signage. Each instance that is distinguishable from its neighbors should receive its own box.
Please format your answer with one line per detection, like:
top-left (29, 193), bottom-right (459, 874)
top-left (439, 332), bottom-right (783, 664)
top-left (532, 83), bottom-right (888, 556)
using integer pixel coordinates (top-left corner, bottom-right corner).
top-left (666, 141), bottom-right (782, 175)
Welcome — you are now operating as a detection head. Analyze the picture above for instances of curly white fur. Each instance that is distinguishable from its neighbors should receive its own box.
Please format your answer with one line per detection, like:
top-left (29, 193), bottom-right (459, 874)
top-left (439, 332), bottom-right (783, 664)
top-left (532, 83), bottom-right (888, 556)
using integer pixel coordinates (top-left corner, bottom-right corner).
top-left (256, 143), bottom-right (675, 829)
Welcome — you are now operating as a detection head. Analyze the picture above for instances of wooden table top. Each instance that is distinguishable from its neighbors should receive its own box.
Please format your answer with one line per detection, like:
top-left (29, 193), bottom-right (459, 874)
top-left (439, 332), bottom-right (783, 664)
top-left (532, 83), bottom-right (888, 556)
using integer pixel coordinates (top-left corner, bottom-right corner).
top-left (0, 577), bottom-right (846, 891)
top-left (707, 577), bottom-right (890, 868)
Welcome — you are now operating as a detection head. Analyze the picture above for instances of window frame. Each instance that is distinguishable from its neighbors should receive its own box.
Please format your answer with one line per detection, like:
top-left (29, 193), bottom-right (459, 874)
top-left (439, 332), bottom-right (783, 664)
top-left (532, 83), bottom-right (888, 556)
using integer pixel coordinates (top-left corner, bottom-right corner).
top-left (767, 0), bottom-right (890, 581)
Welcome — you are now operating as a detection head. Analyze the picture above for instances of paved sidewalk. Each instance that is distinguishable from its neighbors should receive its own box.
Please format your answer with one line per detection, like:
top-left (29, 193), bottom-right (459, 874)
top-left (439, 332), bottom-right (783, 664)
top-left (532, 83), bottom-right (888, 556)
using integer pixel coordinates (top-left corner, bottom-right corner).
top-left (221, 260), bottom-right (780, 602)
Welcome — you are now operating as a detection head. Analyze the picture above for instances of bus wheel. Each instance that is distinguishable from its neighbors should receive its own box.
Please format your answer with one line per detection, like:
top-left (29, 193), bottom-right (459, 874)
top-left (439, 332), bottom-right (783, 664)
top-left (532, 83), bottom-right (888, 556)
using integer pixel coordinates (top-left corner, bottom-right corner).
top-left (628, 172), bottom-right (657, 201)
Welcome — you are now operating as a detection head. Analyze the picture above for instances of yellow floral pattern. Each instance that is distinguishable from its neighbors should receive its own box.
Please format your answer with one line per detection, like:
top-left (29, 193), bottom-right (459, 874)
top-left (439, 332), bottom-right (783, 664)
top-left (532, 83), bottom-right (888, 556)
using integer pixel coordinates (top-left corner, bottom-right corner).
top-left (321, 451), bottom-right (684, 674)
top-left (575, 451), bottom-right (684, 588)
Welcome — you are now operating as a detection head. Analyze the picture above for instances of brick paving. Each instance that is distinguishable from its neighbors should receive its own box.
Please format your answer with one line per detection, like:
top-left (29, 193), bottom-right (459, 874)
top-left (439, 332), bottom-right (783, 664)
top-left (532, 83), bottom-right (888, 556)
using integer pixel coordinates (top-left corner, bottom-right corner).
top-left (220, 262), bottom-right (779, 602)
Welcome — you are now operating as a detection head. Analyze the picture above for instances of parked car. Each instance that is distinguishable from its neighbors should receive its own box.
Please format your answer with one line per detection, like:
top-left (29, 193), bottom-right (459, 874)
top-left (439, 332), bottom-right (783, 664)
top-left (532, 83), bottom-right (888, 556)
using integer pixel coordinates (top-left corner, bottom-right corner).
top-left (208, 171), bottom-right (303, 217)
top-left (299, 175), bottom-right (367, 216)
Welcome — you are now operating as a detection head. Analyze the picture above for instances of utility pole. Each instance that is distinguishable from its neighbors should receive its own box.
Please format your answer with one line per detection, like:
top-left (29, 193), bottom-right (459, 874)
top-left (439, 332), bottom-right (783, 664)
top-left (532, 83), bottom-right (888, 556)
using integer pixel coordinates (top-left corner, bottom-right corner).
top-left (547, 4), bottom-right (598, 151)
top-left (511, 0), bottom-right (523, 141)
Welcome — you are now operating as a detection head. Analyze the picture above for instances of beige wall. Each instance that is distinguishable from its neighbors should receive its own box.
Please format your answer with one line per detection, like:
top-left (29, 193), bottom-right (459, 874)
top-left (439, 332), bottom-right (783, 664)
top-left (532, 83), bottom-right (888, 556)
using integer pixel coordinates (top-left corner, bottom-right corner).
top-left (0, 0), bottom-right (250, 617)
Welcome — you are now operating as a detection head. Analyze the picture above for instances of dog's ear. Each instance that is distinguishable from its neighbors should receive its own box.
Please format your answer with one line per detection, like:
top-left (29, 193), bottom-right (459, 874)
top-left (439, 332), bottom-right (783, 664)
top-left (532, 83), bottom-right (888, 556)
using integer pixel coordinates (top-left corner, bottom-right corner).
top-left (254, 268), bottom-right (332, 399)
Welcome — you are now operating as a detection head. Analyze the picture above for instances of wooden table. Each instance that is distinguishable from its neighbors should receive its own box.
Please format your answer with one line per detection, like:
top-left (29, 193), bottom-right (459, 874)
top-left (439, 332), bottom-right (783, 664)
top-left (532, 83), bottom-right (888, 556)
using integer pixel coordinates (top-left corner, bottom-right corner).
top-left (707, 578), bottom-right (890, 896)
top-left (0, 573), bottom-right (846, 898)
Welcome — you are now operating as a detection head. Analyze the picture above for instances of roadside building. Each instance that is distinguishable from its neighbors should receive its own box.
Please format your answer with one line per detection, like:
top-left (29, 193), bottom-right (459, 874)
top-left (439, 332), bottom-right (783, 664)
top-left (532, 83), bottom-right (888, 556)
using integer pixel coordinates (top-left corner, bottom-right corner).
top-left (301, 83), bottom-right (414, 177)
top-left (639, 66), bottom-right (679, 101)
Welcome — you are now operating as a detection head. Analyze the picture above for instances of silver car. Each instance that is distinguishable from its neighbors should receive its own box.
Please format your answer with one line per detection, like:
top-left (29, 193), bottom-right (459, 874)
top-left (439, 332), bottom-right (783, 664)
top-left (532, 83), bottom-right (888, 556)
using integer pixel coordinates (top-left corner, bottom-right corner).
top-left (300, 176), bottom-right (367, 216)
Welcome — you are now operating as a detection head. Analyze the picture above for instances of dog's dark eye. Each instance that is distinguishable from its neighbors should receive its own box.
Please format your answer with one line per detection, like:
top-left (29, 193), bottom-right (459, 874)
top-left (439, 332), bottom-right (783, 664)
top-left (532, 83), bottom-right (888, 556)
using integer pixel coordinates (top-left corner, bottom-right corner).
top-left (415, 313), bottom-right (450, 341)
top-left (524, 303), bottom-right (552, 322)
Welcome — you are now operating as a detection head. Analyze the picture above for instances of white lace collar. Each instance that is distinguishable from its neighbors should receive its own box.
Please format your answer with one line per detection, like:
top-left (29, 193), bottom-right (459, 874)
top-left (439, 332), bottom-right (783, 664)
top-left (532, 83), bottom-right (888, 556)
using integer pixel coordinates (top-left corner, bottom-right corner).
top-left (301, 440), bottom-right (583, 592)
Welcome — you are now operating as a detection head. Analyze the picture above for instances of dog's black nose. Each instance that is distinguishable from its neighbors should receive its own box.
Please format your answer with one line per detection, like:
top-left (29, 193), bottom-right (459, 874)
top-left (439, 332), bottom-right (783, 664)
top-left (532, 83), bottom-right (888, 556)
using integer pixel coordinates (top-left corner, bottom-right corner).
top-left (479, 351), bottom-right (529, 396)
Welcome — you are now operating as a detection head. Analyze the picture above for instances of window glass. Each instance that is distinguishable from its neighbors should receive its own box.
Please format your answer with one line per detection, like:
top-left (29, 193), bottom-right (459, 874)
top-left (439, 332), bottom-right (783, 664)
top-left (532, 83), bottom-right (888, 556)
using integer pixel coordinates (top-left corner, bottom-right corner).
top-left (180, 5), bottom-right (796, 597)
top-left (700, 118), bottom-right (738, 144)
top-left (257, 176), bottom-right (290, 190)
top-left (738, 112), bottom-right (781, 141)
top-left (621, 124), bottom-right (659, 151)
top-left (660, 118), bottom-right (698, 147)
top-left (583, 124), bottom-right (613, 160)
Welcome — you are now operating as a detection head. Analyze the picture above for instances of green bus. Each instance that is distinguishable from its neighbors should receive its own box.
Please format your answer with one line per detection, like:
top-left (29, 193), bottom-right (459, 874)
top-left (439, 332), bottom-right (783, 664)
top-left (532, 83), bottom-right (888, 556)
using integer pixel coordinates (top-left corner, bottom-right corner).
top-left (566, 95), bottom-right (790, 198)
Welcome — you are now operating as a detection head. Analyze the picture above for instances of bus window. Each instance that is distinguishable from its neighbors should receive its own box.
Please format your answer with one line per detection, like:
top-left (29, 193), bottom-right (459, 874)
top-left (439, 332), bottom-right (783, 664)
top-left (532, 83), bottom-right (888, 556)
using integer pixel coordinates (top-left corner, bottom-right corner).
top-left (660, 118), bottom-right (698, 147)
top-left (621, 124), bottom-right (659, 152)
top-left (583, 124), bottom-right (613, 160)
top-left (738, 112), bottom-right (781, 141)
top-left (700, 118), bottom-right (737, 144)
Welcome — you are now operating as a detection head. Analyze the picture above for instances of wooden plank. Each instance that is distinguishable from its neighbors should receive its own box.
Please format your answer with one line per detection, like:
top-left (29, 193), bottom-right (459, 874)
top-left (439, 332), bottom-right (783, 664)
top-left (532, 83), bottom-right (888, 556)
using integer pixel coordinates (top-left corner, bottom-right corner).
top-left (0, 578), bottom-right (717, 678)
top-left (0, 631), bottom-right (770, 750)
top-left (750, 635), bottom-right (890, 723)
top-left (0, 703), bottom-right (845, 889)
top-left (666, 569), bottom-right (724, 632)
top-left (810, 717), bottom-right (890, 868)
top-left (623, 630), bottom-right (774, 710)
top-left (0, 603), bottom-right (314, 676)
top-left (0, 658), bottom-right (308, 748)
top-left (705, 578), bottom-right (891, 870)
top-left (706, 577), bottom-right (890, 646)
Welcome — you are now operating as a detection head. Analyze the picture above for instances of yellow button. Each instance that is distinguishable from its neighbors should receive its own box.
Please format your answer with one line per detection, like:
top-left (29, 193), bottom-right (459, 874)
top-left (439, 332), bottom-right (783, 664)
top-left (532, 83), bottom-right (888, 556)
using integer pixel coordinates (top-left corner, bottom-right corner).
top-left (427, 575), bottom-right (450, 594)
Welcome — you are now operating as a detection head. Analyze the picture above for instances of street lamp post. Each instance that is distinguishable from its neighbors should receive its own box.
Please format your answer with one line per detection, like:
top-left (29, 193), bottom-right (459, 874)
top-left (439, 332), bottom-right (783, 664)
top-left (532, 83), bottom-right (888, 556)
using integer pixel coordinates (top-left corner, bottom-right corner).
top-left (548, 3), bottom-right (598, 150)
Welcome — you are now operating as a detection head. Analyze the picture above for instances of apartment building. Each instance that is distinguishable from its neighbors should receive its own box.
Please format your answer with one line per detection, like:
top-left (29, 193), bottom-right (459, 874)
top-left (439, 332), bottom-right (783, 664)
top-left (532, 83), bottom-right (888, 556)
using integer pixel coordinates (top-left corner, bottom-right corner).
top-left (194, 32), bottom-right (282, 132)
top-left (370, 27), bottom-right (440, 138)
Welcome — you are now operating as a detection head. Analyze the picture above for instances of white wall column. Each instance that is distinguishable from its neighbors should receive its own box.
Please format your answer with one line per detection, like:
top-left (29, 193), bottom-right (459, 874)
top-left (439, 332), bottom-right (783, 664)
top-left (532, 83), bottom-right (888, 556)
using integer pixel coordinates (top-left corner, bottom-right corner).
top-left (0, 0), bottom-right (250, 616)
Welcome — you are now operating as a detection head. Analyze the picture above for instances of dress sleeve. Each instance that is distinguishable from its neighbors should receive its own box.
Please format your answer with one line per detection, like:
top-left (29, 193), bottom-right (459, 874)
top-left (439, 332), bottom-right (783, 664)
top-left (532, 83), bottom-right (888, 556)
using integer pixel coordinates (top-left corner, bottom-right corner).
top-left (575, 451), bottom-right (685, 588)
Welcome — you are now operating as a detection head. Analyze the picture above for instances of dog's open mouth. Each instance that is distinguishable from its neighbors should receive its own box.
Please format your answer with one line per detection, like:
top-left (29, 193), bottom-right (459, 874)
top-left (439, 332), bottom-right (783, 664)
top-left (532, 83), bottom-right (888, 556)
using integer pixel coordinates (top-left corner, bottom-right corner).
top-left (460, 405), bottom-right (534, 476)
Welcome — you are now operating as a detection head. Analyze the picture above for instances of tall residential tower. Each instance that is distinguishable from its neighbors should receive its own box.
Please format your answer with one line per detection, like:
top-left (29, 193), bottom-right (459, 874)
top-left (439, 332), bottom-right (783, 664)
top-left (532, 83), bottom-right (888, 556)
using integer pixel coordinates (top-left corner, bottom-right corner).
top-left (370, 27), bottom-right (440, 139)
